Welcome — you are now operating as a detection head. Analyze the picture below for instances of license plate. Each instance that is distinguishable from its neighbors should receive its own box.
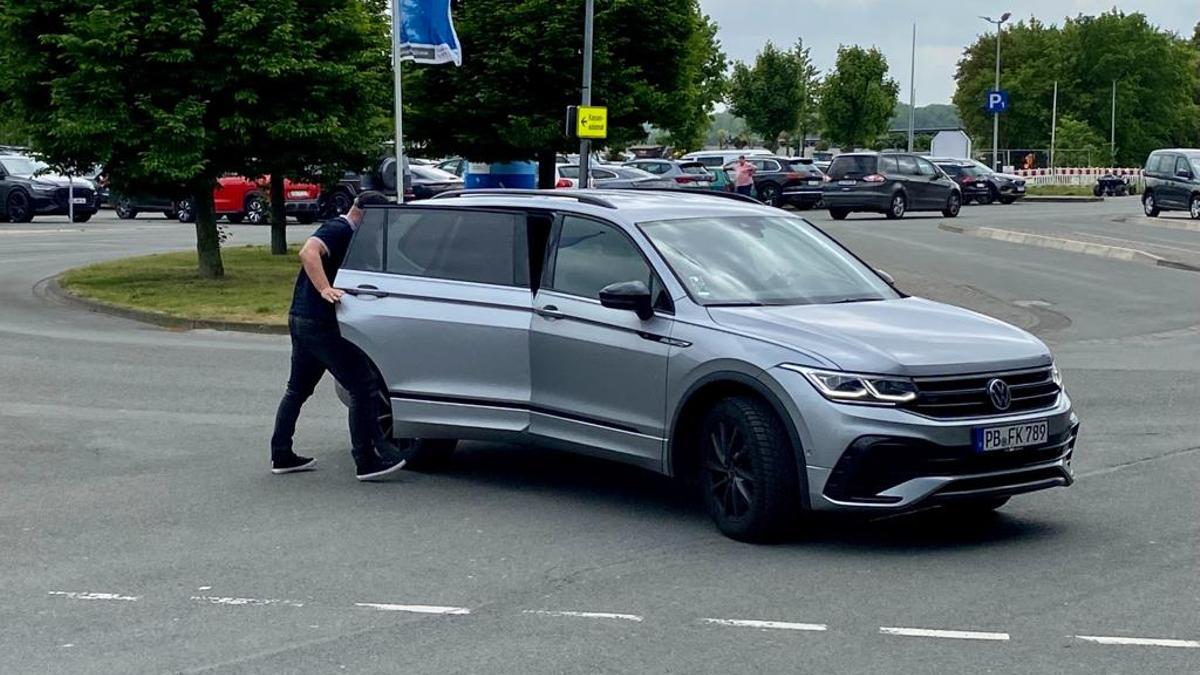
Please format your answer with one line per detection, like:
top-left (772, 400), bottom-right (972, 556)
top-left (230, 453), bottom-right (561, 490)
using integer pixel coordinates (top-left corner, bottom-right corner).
top-left (807, 179), bottom-right (821, 186)
top-left (1016, 186), bottom-right (1026, 192)
top-left (975, 420), bottom-right (1048, 452)
top-left (71, 197), bottom-right (88, 204)
top-left (838, 179), bottom-right (856, 186)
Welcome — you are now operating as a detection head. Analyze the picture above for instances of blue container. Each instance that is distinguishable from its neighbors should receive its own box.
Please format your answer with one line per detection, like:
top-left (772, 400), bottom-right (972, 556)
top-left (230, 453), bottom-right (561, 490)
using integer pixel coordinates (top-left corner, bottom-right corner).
top-left (464, 161), bottom-right (537, 190)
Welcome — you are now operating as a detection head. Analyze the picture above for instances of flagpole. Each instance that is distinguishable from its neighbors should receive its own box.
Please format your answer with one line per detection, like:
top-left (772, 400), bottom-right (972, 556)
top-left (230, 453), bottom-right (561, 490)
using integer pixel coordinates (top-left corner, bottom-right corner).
top-left (392, 0), bottom-right (405, 204)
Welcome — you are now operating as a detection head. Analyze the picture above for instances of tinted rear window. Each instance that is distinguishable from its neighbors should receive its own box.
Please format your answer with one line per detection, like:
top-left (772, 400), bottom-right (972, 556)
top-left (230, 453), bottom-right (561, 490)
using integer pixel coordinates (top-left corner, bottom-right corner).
top-left (787, 160), bottom-right (822, 175)
top-left (827, 156), bottom-right (877, 179)
top-left (681, 163), bottom-right (711, 175)
top-left (382, 209), bottom-right (528, 287)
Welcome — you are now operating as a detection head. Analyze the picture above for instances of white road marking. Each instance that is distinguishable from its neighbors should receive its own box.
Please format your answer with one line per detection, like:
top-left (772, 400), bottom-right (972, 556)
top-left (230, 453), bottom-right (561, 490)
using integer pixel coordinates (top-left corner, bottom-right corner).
top-left (880, 626), bottom-right (1010, 641)
top-left (1075, 635), bottom-right (1200, 649)
top-left (197, 586), bottom-right (212, 591)
top-left (190, 595), bottom-right (304, 608)
top-left (523, 610), bottom-right (643, 623)
top-left (354, 603), bottom-right (471, 615)
top-left (48, 591), bottom-right (139, 602)
top-left (701, 618), bottom-right (827, 632)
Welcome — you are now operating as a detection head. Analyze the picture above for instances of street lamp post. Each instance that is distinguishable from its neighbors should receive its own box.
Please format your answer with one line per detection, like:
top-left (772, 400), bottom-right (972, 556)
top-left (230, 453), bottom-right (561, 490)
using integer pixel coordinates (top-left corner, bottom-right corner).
top-left (981, 13), bottom-right (1011, 171)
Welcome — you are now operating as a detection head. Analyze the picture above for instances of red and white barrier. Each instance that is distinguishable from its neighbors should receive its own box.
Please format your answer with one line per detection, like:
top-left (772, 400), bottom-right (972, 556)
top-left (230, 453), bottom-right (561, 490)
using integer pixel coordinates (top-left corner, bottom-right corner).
top-left (1012, 167), bottom-right (1144, 187)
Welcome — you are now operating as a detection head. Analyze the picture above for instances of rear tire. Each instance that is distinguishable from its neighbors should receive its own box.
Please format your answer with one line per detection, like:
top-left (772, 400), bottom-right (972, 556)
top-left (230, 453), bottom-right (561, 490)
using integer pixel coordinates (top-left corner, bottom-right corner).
top-left (335, 381), bottom-right (458, 472)
top-left (1142, 192), bottom-right (1160, 217)
top-left (829, 208), bottom-right (849, 221)
top-left (6, 190), bottom-right (33, 223)
top-left (942, 192), bottom-right (961, 218)
top-left (998, 196), bottom-right (1016, 205)
top-left (114, 198), bottom-right (138, 220)
top-left (886, 193), bottom-right (906, 220)
top-left (699, 396), bottom-right (800, 543)
top-left (244, 194), bottom-right (267, 224)
top-left (758, 182), bottom-right (781, 207)
top-left (1190, 194), bottom-right (1200, 220)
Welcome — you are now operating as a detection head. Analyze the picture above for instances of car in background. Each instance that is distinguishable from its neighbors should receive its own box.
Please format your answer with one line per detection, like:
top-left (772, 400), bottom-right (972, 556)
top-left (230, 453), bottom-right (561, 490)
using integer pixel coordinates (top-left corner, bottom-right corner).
top-left (114, 175), bottom-right (321, 224)
top-left (324, 157), bottom-right (418, 214)
top-left (621, 159), bottom-right (714, 189)
top-left (436, 157), bottom-right (468, 178)
top-left (681, 148), bottom-right (773, 168)
top-left (722, 156), bottom-right (824, 208)
top-left (334, 189), bottom-right (1077, 541)
top-left (931, 157), bottom-right (1025, 204)
top-left (410, 165), bottom-right (464, 200)
top-left (557, 164), bottom-right (676, 190)
top-left (933, 160), bottom-right (994, 204)
top-left (1142, 149), bottom-right (1200, 219)
top-left (0, 153), bottom-right (98, 223)
top-left (823, 152), bottom-right (961, 220)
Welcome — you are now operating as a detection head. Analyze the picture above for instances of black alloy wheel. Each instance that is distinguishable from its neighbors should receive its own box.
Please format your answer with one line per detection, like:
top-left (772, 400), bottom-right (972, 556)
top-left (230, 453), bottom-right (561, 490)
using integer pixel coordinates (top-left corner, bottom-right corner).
top-left (114, 197), bottom-right (138, 220)
top-left (758, 183), bottom-right (781, 207)
top-left (699, 396), bottom-right (799, 542)
top-left (942, 192), bottom-right (961, 218)
top-left (333, 190), bottom-right (354, 215)
top-left (176, 200), bottom-right (196, 223)
top-left (244, 194), bottom-right (267, 225)
top-left (6, 190), bottom-right (33, 223)
top-left (886, 193), bottom-right (906, 220)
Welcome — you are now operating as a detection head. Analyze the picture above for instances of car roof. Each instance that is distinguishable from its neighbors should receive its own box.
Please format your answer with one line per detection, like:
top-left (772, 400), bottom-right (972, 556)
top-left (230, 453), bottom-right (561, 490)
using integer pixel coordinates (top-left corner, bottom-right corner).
top-left (419, 189), bottom-right (777, 223)
top-left (1152, 148), bottom-right (1200, 155)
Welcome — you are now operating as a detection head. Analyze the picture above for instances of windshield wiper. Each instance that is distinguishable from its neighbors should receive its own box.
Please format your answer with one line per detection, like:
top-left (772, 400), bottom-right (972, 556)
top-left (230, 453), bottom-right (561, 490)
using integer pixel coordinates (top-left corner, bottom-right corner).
top-left (827, 296), bottom-right (884, 304)
top-left (705, 301), bottom-right (768, 307)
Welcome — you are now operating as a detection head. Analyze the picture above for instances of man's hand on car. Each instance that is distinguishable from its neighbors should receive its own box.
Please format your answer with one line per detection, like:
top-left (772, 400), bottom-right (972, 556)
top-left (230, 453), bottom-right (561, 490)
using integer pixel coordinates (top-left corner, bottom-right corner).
top-left (320, 287), bottom-right (344, 304)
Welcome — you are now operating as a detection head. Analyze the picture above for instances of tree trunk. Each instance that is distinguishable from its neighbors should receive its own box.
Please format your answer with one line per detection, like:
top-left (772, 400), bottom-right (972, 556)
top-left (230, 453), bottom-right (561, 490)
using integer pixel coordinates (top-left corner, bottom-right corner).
top-left (269, 173), bottom-right (287, 255)
top-left (193, 185), bottom-right (224, 279)
top-left (537, 148), bottom-right (558, 189)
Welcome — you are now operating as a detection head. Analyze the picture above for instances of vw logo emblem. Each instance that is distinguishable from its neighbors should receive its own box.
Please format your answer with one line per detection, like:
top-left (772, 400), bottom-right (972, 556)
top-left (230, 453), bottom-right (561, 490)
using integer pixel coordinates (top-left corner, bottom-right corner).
top-left (987, 379), bottom-right (1012, 411)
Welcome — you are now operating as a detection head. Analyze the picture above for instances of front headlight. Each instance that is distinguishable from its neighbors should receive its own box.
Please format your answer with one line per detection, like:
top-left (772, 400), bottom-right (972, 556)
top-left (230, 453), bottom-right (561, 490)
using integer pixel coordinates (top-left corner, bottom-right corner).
top-left (1051, 363), bottom-right (1063, 389)
top-left (782, 365), bottom-right (918, 405)
top-left (30, 182), bottom-right (57, 194)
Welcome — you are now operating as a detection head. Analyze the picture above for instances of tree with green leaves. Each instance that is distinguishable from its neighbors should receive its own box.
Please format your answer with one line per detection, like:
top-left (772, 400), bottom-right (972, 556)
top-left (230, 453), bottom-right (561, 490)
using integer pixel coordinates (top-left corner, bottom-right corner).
top-left (1053, 116), bottom-right (1106, 165)
top-left (727, 40), bottom-right (819, 153)
top-left (403, 0), bottom-right (725, 187)
top-left (0, 0), bottom-right (390, 276)
top-left (819, 46), bottom-right (899, 149)
top-left (953, 11), bottom-right (1200, 166)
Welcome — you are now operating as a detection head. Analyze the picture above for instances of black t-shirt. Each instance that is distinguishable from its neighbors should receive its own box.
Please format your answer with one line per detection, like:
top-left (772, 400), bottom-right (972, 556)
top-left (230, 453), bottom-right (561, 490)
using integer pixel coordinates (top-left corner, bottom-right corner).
top-left (289, 216), bottom-right (355, 323)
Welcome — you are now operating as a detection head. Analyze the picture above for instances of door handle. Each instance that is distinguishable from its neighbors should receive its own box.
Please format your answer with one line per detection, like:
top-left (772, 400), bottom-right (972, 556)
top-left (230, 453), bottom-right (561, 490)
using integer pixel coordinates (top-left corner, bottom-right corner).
top-left (536, 305), bottom-right (565, 320)
top-left (346, 284), bottom-right (387, 299)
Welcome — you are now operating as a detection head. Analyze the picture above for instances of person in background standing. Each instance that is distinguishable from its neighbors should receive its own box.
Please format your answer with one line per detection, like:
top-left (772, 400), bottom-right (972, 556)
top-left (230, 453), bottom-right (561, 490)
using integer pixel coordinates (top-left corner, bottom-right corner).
top-left (733, 156), bottom-right (756, 197)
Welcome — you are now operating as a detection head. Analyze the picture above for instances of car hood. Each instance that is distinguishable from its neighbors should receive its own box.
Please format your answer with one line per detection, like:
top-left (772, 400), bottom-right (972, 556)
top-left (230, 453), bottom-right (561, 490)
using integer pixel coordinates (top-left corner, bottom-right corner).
top-left (707, 297), bottom-right (1051, 376)
top-left (27, 173), bottom-right (96, 190)
top-left (992, 172), bottom-right (1024, 183)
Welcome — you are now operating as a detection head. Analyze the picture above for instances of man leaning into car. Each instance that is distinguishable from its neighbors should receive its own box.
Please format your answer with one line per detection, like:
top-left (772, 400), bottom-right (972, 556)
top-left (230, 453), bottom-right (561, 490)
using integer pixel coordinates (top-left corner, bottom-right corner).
top-left (269, 191), bottom-right (413, 481)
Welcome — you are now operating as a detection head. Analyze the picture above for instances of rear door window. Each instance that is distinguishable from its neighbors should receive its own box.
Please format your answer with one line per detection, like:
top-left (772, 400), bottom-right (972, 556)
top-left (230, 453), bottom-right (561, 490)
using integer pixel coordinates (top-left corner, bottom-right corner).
top-left (915, 158), bottom-right (938, 176)
top-left (896, 156), bottom-right (920, 176)
top-left (877, 155), bottom-right (899, 174)
top-left (827, 156), bottom-right (878, 180)
top-left (376, 208), bottom-right (529, 287)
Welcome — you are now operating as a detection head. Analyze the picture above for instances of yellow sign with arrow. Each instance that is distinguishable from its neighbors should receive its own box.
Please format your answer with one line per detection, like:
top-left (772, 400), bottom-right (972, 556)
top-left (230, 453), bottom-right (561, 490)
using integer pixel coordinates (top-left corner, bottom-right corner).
top-left (576, 105), bottom-right (608, 139)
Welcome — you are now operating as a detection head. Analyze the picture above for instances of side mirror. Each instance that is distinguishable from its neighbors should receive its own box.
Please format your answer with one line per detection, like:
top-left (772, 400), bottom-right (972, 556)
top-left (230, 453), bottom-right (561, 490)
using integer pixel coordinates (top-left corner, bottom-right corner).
top-left (599, 280), bottom-right (654, 320)
top-left (1177, 169), bottom-right (1193, 180)
top-left (875, 269), bottom-right (896, 286)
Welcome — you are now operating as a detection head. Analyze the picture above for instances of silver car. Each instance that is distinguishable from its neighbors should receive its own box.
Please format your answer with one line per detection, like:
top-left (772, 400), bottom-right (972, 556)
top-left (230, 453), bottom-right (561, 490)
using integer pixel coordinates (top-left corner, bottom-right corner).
top-left (335, 190), bottom-right (1078, 542)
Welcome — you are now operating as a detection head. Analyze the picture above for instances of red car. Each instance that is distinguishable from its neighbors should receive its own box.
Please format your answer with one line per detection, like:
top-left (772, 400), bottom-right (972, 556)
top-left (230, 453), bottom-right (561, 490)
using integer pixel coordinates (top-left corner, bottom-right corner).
top-left (173, 175), bottom-right (321, 224)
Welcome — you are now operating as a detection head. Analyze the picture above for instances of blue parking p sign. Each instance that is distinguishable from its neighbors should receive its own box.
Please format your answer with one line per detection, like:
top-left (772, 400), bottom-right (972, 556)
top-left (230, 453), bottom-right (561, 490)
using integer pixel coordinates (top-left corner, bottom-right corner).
top-left (986, 90), bottom-right (1009, 114)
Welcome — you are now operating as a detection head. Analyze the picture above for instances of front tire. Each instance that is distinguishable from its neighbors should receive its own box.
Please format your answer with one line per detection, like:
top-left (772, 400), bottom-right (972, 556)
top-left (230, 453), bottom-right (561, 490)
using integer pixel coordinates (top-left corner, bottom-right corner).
top-left (1143, 192), bottom-right (1160, 217)
top-left (758, 183), bottom-right (781, 207)
top-left (1190, 194), bottom-right (1200, 220)
top-left (942, 192), bottom-right (961, 218)
top-left (114, 197), bottom-right (138, 220)
top-left (699, 396), bottom-right (800, 543)
top-left (6, 190), bottom-right (33, 223)
top-left (886, 193), bottom-right (906, 220)
top-left (829, 208), bottom-right (849, 221)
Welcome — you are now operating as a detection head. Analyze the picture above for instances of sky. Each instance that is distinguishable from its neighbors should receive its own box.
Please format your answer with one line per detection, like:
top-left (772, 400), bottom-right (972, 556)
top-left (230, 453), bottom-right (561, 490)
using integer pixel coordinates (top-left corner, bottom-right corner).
top-left (697, 0), bottom-right (1198, 106)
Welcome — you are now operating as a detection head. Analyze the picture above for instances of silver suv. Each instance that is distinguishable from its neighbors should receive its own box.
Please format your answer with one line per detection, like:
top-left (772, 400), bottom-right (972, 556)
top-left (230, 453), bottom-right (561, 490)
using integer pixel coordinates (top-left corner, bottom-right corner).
top-left (335, 190), bottom-right (1078, 542)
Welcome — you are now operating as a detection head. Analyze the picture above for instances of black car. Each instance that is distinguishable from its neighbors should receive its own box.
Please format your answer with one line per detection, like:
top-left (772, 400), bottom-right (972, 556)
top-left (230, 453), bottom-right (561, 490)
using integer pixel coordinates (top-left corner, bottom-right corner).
top-left (323, 157), bottom-right (417, 215)
top-left (722, 156), bottom-right (826, 208)
top-left (1142, 149), bottom-right (1200, 219)
top-left (934, 160), bottom-right (994, 204)
top-left (0, 154), bottom-right (98, 223)
top-left (929, 157), bottom-right (1025, 204)
top-left (822, 152), bottom-right (961, 220)
top-left (410, 164), bottom-right (463, 200)
top-left (111, 193), bottom-right (179, 220)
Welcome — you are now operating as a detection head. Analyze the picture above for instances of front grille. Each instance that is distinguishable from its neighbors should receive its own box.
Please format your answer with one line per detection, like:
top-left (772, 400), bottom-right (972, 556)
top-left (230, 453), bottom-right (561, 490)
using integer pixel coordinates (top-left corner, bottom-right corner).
top-left (823, 425), bottom-right (1077, 504)
top-left (53, 186), bottom-right (95, 209)
top-left (902, 367), bottom-right (1060, 420)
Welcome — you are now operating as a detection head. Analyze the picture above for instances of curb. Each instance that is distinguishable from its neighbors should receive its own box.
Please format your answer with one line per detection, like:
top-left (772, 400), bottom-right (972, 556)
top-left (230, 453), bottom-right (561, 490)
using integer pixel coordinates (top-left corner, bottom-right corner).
top-left (1020, 196), bottom-right (1105, 203)
top-left (937, 223), bottom-right (1200, 273)
top-left (1112, 215), bottom-right (1200, 233)
top-left (47, 277), bottom-right (288, 334)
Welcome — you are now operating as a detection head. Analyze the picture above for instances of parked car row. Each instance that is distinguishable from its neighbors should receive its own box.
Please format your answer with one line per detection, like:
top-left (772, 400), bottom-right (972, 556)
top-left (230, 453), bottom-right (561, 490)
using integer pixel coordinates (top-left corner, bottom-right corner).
top-left (112, 175), bottom-right (322, 224)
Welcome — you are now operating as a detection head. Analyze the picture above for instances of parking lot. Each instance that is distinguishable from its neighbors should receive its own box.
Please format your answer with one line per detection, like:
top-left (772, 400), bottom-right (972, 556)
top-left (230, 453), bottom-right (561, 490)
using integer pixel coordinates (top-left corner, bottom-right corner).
top-left (2, 199), bottom-right (1198, 673)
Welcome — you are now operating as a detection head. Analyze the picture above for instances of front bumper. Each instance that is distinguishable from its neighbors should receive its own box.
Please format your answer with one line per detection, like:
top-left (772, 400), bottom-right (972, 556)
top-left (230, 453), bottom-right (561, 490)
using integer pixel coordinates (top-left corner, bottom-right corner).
top-left (772, 366), bottom-right (1078, 511)
top-left (783, 187), bottom-right (824, 207)
top-left (32, 188), bottom-right (98, 216)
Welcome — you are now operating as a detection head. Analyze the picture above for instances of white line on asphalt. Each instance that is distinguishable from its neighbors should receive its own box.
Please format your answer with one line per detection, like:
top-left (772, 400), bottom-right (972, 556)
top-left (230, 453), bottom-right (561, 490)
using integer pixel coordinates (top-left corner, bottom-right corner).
top-left (48, 591), bottom-right (139, 602)
top-left (354, 603), bottom-right (471, 615)
top-left (523, 610), bottom-right (644, 623)
top-left (880, 626), bottom-right (1010, 641)
top-left (700, 618), bottom-right (827, 632)
top-left (190, 595), bottom-right (304, 608)
top-left (1075, 635), bottom-right (1200, 649)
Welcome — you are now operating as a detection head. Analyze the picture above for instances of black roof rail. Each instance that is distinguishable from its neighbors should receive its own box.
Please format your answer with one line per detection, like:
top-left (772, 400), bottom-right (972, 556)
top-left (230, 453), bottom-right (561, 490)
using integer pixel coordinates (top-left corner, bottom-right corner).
top-left (430, 189), bottom-right (616, 209)
top-left (604, 187), bottom-right (764, 205)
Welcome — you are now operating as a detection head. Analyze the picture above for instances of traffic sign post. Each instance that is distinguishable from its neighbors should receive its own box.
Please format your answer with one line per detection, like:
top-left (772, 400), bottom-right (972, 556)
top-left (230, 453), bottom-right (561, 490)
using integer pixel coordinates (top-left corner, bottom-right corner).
top-left (985, 89), bottom-right (1009, 114)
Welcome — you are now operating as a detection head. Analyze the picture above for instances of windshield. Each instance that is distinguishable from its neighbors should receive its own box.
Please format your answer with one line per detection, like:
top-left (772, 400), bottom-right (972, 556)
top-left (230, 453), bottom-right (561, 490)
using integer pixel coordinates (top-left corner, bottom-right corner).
top-left (640, 215), bottom-right (899, 306)
top-left (788, 159), bottom-right (823, 175)
top-left (0, 156), bottom-right (48, 177)
top-left (1191, 158), bottom-right (1200, 176)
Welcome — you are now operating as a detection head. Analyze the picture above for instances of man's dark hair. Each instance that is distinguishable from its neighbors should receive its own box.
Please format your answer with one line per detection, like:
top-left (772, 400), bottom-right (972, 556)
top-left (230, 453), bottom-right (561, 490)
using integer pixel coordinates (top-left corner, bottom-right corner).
top-left (354, 191), bottom-right (390, 208)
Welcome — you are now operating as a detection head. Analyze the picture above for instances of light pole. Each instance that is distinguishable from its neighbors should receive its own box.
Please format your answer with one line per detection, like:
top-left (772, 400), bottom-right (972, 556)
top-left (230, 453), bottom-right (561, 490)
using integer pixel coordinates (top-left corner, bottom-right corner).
top-left (980, 13), bottom-right (1010, 171)
top-left (578, 0), bottom-right (595, 186)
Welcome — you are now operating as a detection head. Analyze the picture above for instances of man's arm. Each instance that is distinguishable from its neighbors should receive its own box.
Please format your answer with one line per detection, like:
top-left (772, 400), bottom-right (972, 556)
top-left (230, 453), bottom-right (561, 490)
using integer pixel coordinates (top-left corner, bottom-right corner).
top-left (298, 237), bottom-right (344, 304)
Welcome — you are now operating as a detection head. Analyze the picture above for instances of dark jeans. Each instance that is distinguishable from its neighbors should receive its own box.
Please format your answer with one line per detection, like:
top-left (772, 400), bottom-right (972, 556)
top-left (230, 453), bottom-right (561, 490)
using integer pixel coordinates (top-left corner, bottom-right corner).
top-left (735, 184), bottom-right (753, 196)
top-left (270, 315), bottom-right (378, 462)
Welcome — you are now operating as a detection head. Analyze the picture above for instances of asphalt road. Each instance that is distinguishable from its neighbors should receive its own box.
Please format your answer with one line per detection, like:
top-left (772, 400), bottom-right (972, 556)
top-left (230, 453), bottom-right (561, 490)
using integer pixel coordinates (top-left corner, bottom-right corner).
top-left (2, 201), bottom-right (1198, 674)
